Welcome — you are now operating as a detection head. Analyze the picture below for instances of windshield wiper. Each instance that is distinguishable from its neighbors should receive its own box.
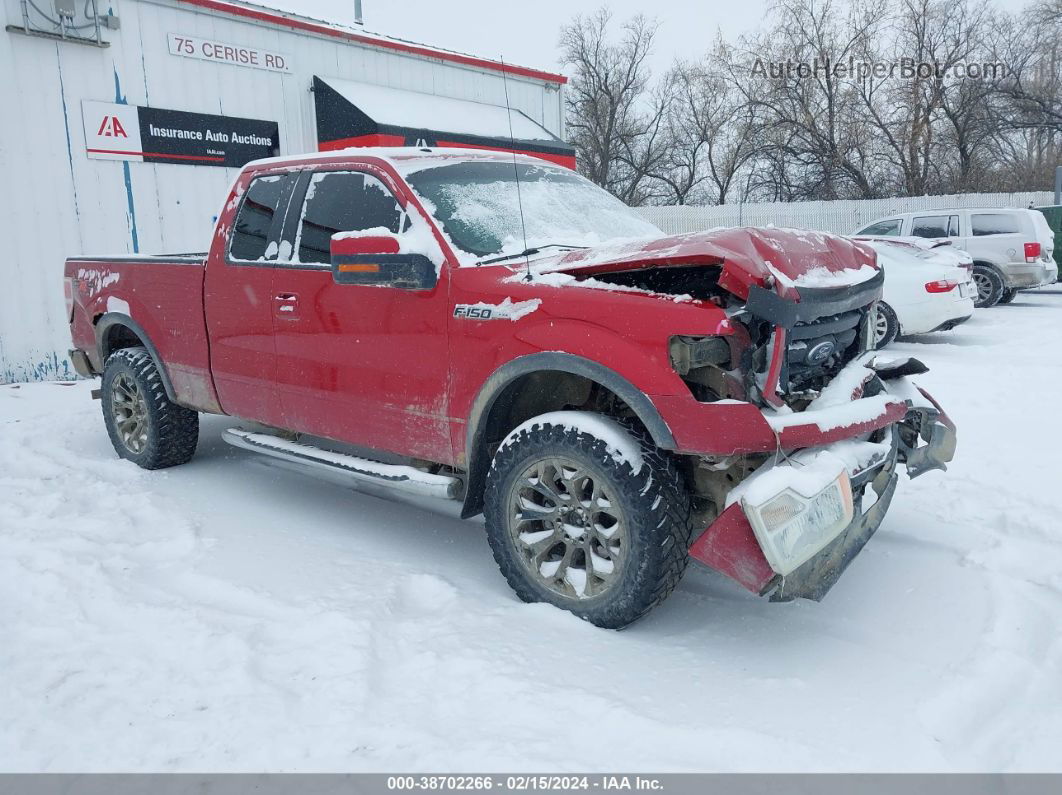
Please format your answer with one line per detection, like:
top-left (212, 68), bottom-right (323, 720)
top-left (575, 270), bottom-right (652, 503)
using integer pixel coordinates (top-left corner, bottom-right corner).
top-left (478, 244), bottom-right (589, 266)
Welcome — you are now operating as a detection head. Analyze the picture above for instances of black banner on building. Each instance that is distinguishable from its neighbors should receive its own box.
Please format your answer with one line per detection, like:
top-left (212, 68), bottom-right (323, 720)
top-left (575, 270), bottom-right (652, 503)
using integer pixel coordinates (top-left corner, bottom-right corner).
top-left (83, 100), bottom-right (279, 167)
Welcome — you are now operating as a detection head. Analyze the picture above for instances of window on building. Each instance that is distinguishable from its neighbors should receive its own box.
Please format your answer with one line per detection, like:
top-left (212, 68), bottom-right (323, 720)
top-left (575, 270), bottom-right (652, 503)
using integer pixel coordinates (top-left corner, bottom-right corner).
top-left (858, 219), bottom-right (902, 236)
top-left (229, 175), bottom-right (293, 261)
top-left (971, 213), bottom-right (1021, 236)
top-left (295, 171), bottom-right (407, 265)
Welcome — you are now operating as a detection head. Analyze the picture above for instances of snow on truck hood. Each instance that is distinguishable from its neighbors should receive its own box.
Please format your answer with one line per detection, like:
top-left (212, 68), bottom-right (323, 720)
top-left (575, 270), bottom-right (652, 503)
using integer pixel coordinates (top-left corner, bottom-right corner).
top-left (530, 227), bottom-right (879, 299)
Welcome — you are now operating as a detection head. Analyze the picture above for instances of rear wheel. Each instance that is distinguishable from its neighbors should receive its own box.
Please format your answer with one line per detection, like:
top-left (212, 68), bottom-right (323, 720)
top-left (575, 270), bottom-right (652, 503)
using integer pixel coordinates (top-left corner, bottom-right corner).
top-left (998, 287), bottom-right (1018, 305)
top-left (483, 412), bottom-right (692, 629)
top-left (972, 265), bottom-right (1004, 308)
top-left (873, 302), bottom-right (900, 349)
top-left (101, 347), bottom-right (199, 469)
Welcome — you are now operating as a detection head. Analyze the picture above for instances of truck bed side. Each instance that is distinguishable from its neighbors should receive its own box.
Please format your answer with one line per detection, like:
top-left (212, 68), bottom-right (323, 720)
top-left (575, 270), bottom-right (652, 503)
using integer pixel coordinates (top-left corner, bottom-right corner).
top-left (65, 254), bottom-right (222, 413)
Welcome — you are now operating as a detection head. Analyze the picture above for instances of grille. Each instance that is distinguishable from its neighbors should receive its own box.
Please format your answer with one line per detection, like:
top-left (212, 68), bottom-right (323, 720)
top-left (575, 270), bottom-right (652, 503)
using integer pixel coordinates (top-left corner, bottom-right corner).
top-left (785, 309), bottom-right (863, 390)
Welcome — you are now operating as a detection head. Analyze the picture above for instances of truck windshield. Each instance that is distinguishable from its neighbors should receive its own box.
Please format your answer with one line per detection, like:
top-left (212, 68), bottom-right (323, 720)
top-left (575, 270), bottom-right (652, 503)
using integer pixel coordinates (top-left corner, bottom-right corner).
top-left (404, 160), bottom-right (660, 261)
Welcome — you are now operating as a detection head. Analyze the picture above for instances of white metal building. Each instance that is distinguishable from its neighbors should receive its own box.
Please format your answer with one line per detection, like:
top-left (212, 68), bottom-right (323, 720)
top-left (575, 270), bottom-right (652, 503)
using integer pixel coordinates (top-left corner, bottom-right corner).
top-left (0, 0), bottom-right (568, 382)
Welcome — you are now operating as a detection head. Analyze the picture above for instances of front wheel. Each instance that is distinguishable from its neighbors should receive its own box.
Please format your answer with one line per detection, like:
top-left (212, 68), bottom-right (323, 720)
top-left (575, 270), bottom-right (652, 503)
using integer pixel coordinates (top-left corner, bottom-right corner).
top-left (873, 302), bottom-right (900, 349)
top-left (483, 412), bottom-right (692, 629)
top-left (101, 347), bottom-right (199, 469)
top-left (972, 265), bottom-right (1004, 308)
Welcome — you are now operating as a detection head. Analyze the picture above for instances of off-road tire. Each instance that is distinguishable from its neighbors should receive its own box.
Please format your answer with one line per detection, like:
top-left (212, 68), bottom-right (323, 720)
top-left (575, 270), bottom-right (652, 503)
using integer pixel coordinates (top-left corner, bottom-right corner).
top-left (483, 412), bottom-right (692, 629)
top-left (972, 264), bottom-right (1004, 308)
top-left (101, 347), bottom-right (199, 469)
top-left (998, 287), bottom-right (1018, 305)
top-left (873, 302), bottom-right (900, 349)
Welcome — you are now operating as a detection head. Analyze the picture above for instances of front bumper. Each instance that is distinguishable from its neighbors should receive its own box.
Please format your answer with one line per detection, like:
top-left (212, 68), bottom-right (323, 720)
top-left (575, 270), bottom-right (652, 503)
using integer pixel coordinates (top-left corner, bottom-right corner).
top-left (688, 376), bottom-right (956, 600)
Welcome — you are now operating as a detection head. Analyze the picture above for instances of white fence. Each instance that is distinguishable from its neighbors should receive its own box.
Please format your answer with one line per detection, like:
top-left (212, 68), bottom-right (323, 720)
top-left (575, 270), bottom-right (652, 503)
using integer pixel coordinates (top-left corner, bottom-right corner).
top-left (637, 192), bottom-right (1056, 235)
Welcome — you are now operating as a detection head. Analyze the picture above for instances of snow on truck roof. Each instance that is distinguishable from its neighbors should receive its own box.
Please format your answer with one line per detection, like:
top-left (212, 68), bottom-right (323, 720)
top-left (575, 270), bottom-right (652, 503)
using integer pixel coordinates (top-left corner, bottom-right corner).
top-left (244, 147), bottom-right (553, 172)
top-left (177, 0), bottom-right (567, 85)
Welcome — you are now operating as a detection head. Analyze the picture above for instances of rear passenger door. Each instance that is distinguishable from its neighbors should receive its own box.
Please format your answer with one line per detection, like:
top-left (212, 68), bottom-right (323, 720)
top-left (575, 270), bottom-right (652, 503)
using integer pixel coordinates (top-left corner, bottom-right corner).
top-left (910, 214), bottom-right (960, 240)
top-left (270, 168), bottom-right (453, 464)
top-left (204, 171), bottom-right (297, 426)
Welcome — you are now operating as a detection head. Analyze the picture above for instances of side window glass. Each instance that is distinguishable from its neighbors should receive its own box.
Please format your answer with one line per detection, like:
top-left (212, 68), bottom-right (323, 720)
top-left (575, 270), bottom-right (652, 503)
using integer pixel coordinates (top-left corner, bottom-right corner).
top-left (947, 215), bottom-right (960, 237)
top-left (294, 171), bottom-right (406, 265)
top-left (229, 175), bottom-right (293, 261)
top-left (971, 213), bottom-right (1020, 236)
top-left (860, 219), bottom-right (901, 236)
top-left (911, 215), bottom-right (949, 238)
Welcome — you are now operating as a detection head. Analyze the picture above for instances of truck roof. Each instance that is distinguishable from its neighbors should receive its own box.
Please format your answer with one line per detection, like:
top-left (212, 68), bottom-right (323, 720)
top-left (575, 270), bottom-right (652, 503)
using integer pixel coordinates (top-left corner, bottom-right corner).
top-left (243, 146), bottom-right (555, 174)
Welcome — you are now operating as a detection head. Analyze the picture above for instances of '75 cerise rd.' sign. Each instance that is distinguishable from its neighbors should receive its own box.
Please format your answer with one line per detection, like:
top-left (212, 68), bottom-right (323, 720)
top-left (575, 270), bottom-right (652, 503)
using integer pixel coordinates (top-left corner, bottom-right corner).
top-left (167, 33), bottom-right (292, 74)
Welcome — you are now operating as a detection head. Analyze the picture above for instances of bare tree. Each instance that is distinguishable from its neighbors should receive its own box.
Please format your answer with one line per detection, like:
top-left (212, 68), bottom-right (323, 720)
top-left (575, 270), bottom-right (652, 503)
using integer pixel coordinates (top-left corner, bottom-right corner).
top-left (726, 0), bottom-right (889, 200)
top-left (653, 54), bottom-right (760, 204)
top-left (560, 0), bottom-right (1061, 204)
top-left (559, 8), bottom-right (669, 204)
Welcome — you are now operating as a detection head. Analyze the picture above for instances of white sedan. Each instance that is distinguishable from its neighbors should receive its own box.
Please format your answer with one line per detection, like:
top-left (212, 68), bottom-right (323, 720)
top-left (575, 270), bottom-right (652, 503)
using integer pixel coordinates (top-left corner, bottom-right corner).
top-left (854, 237), bottom-right (977, 348)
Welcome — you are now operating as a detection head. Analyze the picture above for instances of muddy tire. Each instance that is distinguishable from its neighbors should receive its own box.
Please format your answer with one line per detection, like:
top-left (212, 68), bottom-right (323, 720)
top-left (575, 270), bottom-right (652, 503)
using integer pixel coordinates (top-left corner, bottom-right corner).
top-left (101, 347), bottom-right (199, 469)
top-left (873, 302), bottom-right (900, 349)
top-left (998, 287), bottom-right (1018, 305)
top-left (483, 412), bottom-right (692, 629)
top-left (972, 264), bottom-right (1004, 308)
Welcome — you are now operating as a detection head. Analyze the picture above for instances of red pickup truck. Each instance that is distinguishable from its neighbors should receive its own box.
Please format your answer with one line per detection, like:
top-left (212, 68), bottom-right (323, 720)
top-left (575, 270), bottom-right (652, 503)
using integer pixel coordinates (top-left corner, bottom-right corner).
top-left (65, 148), bottom-right (956, 628)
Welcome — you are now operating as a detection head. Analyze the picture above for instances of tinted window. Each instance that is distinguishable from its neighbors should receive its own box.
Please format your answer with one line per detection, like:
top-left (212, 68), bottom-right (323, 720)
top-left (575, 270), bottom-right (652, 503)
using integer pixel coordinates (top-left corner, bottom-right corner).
top-left (230, 175), bottom-right (292, 261)
top-left (859, 219), bottom-right (902, 236)
top-left (911, 215), bottom-right (955, 238)
top-left (971, 213), bottom-right (1021, 236)
top-left (295, 172), bottom-right (405, 264)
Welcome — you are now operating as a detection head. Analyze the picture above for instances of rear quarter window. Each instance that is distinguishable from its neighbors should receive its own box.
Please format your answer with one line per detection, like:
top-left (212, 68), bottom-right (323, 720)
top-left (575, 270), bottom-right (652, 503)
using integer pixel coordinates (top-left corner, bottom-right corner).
top-left (971, 213), bottom-right (1021, 236)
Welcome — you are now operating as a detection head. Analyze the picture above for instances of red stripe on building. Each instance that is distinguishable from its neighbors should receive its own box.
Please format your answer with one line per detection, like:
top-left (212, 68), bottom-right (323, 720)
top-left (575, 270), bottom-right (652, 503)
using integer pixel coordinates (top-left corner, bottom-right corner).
top-left (318, 134), bottom-right (407, 151)
top-left (174, 0), bottom-right (567, 85)
top-left (87, 149), bottom-right (226, 162)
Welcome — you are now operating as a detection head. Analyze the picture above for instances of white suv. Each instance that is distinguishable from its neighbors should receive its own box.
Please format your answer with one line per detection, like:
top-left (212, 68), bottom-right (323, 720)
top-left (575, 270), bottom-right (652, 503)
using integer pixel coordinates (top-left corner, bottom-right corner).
top-left (855, 208), bottom-right (1058, 307)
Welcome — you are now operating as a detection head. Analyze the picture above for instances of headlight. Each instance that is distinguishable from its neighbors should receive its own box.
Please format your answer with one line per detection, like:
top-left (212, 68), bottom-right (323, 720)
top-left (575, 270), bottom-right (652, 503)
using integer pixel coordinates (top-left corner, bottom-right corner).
top-left (669, 335), bottom-right (730, 375)
top-left (742, 472), bottom-right (854, 575)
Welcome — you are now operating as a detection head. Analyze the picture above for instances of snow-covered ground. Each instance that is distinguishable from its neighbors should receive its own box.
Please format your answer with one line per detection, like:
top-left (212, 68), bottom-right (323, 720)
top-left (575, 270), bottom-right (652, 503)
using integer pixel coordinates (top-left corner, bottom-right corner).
top-left (2, 289), bottom-right (1061, 772)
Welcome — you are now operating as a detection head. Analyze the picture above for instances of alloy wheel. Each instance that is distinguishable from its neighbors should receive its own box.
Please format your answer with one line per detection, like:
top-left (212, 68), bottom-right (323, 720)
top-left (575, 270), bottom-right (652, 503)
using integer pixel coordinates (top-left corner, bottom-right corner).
top-left (972, 271), bottom-right (993, 303)
top-left (111, 372), bottom-right (149, 454)
top-left (873, 311), bottom-right (890, 345)
top-left (506, 456), bottom-right (628, 600)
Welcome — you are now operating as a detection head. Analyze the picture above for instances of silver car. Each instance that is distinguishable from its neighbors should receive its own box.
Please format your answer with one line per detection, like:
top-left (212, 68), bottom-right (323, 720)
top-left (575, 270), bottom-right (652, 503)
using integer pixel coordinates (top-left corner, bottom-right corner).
top-left (855, 208), bottom-right (1058, 307)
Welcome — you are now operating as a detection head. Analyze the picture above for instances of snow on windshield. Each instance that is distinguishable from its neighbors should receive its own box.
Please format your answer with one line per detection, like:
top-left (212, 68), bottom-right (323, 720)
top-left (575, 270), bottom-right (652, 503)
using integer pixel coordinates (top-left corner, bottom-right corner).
top-left (404, 161), bottom-right (661, 265)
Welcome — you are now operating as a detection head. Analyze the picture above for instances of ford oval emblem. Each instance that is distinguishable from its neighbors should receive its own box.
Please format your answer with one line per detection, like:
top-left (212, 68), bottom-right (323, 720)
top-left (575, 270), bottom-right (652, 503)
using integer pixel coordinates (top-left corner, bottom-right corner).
top-left (806, 341), bottom-right (836, 365)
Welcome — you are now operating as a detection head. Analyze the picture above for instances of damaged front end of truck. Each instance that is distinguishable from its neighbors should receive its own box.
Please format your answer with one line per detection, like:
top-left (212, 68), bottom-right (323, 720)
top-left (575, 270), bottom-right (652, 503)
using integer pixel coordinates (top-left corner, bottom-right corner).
top-left (549, 228), bottom-right (957, 602)
top-left (694, 266), bottom-right (956, 602)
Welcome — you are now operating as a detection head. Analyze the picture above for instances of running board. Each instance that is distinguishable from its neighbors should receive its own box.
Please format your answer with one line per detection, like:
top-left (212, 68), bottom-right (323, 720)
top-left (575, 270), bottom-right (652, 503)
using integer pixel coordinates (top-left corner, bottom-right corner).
top-left (222, 428), bottom-right (461, 500)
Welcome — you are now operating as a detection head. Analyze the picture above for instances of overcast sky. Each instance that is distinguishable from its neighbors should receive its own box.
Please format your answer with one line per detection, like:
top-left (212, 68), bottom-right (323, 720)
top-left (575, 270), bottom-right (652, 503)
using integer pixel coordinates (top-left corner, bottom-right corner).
top-left (272, 0), bottom-right (1032, 78)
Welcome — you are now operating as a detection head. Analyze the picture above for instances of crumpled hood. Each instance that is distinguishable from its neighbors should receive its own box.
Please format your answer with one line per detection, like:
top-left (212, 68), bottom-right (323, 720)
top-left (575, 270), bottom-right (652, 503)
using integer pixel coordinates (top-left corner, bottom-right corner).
top-left (536, 227), bottom-right (879, 300)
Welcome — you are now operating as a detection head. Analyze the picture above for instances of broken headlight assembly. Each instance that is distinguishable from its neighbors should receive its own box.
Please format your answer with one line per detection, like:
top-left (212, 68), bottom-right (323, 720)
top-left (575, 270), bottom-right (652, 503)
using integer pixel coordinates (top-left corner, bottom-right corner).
top-left (742, 471), bottom-right (855, 575)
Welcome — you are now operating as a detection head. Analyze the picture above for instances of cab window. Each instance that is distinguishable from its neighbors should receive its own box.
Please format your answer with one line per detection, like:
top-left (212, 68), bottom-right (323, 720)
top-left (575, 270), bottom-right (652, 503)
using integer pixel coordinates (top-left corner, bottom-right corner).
top-left (293, 171), bottom-right (408, 265)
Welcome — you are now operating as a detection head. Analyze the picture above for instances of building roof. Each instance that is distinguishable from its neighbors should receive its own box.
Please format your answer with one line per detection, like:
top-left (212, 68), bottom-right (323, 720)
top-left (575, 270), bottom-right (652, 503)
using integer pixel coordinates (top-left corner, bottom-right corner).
top-left (174, 0), bottom-right (568, 85)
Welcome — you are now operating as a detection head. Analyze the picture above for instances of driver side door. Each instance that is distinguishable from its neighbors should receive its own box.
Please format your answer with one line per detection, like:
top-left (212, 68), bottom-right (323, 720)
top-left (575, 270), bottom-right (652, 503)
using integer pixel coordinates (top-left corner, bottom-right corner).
top-left (271, 167), bottom-right (453, 465)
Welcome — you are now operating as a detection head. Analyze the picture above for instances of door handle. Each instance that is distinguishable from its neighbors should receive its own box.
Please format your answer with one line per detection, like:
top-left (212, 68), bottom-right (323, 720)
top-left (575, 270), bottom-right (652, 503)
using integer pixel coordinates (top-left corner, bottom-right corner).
top-left (274, 293), bottom-right (299, 313)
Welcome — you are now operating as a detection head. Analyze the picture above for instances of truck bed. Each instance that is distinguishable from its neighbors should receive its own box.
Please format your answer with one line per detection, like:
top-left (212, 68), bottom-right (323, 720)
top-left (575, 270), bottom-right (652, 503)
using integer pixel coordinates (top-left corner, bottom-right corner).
top-left (65, 254), bottom-right (220, 413)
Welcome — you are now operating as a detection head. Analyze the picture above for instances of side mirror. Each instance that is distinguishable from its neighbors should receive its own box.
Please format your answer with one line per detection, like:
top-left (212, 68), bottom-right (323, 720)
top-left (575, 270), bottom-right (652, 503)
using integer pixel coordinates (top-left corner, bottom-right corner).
top-left (330, 232), bottom-right (439, 290)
